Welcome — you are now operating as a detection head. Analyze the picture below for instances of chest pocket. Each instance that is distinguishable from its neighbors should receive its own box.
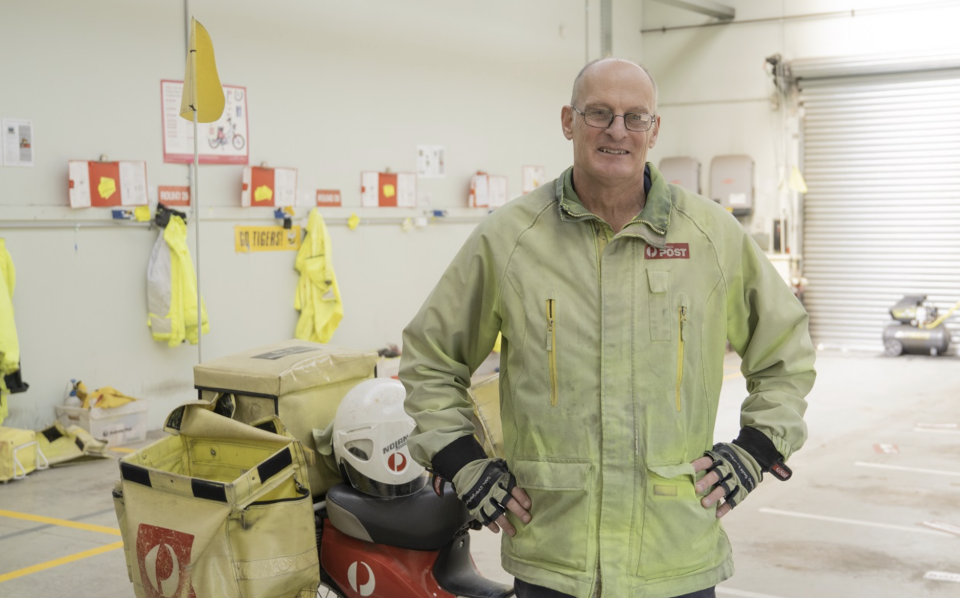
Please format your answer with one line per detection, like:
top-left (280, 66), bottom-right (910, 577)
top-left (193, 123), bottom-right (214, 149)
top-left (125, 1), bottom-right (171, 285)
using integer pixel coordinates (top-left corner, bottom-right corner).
top-left (647, 270), bottom-right (671, 341)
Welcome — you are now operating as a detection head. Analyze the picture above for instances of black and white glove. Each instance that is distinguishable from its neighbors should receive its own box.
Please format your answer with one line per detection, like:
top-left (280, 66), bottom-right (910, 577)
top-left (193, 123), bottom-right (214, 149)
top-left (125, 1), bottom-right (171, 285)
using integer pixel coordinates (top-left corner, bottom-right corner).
top-left (453, 459), bottom-right (517, 526)
top-left (703, 427), bottom-right (793, 510)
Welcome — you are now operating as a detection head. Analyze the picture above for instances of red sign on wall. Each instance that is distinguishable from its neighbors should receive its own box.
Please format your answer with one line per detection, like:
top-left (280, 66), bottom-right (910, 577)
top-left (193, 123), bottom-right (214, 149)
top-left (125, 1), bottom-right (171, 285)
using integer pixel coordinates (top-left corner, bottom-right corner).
top-left (158, 186), bottom-right (191, 206)
top-left (316, 190), bottom-right (342, 207)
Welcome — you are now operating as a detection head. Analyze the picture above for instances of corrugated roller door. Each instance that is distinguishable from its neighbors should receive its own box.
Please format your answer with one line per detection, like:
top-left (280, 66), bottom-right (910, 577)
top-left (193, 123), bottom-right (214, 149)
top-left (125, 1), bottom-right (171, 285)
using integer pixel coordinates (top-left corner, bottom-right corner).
top-left (800, 69), bottom-right (960, 351)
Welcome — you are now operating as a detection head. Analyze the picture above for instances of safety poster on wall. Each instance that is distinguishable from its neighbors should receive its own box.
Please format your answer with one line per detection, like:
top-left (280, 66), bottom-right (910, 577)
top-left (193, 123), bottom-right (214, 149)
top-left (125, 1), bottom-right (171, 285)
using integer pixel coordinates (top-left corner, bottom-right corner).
top-left (68, 160), bottom-right (148, 208)
top-left (241, 166), bottom-right (297, 207)
top-left (470, 173), bottom-right (509, 208)
top-left (361, 172), bottom-right (417, 208)
top-left (161, 80), bottom-right (249, 164)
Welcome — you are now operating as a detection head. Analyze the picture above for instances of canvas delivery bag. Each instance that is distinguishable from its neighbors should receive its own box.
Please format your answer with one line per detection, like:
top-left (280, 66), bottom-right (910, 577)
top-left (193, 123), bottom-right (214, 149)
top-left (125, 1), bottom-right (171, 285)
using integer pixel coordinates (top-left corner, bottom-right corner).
top-left (193, 340), bottom-right (378, 497)
top-left (112, 402), bottom-right (319, 598)
top-left (0, 427), bottom-right (48, 482)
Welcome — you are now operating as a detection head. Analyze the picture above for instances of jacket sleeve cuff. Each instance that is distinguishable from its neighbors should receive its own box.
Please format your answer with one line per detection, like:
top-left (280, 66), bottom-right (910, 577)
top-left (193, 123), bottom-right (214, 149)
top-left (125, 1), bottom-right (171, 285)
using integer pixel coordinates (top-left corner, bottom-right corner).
top-left (732, 426), bottom-right (786, 472)
top-left (431, 435), bottom-right (488, 482)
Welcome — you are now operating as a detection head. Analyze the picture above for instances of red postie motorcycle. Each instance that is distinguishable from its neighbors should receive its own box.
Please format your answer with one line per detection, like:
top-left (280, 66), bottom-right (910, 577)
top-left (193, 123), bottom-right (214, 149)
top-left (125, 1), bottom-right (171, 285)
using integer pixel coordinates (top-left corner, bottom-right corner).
top-left (314, 482), bottom-right (514, 598)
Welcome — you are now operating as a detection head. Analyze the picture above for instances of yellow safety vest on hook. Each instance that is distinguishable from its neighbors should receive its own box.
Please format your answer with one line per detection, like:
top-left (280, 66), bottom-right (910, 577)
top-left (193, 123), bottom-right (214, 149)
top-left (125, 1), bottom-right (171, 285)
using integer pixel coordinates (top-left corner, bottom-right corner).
top-left (0, 239), bottom-right (20, 426)
top-left (147, 216), bottom-right (209, 347)
top-left (294, 209), bottom-right (343, 343)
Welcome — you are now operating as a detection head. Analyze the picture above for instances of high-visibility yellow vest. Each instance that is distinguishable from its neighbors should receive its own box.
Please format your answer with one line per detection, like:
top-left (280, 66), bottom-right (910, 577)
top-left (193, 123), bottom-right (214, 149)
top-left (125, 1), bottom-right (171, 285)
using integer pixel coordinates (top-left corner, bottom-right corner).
top-left (294, 209), bottom-right (343, 343)
top-left (147, 216), bottom-right (209, 347)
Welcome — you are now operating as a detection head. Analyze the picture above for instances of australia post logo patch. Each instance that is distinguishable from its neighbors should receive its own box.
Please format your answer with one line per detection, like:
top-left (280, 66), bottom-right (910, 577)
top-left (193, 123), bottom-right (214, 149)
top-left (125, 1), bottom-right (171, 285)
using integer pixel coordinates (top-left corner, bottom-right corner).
top-left (645, 243), bottom-right (690, 260)
top-left (136, 524), bottom-right (197, 598)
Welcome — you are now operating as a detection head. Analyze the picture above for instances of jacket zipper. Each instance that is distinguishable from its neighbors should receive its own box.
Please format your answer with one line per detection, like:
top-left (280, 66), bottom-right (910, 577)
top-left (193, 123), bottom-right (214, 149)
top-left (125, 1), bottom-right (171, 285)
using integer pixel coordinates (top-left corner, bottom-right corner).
top-left (546, 299), bottom-right (558, 407)
top-left (676, 303), bottom-right (687, 412)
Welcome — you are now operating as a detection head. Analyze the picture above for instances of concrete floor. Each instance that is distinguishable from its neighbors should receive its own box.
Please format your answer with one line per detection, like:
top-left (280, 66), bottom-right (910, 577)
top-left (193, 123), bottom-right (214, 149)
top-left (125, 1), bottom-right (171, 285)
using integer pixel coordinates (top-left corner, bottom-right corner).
top-left (1, 351), bottom-right (959, 597)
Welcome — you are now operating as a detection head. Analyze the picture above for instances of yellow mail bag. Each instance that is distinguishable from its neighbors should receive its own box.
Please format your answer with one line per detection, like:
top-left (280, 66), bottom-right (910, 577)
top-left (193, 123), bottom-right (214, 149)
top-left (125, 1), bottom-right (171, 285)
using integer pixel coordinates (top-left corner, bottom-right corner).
top-left (112, 403), bottom-right (319, 598)
top-left (0, 427), bottom-right (48, 482)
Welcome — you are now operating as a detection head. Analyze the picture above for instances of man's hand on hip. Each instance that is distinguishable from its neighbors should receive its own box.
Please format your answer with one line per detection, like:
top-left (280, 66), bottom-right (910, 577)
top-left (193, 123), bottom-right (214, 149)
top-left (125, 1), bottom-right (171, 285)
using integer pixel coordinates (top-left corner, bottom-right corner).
top-left (488, 485), bottom-right (532, 536)
top-left (453, 459), bottom-right (532, 536)
top-left (692, 442), bottom-right (761, 519)
top-left (693, 427), bottom-right (794, 518)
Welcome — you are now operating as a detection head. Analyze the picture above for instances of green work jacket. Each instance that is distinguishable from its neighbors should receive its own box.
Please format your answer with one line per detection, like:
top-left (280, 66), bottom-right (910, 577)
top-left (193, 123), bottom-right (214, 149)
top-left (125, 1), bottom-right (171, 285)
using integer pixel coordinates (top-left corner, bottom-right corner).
top-left (400, 164), bottom-right (815, 598)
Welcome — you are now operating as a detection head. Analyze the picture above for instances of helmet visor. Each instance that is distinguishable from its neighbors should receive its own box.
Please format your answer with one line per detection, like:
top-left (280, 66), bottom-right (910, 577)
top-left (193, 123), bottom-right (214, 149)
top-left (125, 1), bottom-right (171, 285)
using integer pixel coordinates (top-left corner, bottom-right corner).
top-left (340, 460), bottom-right (428, 498)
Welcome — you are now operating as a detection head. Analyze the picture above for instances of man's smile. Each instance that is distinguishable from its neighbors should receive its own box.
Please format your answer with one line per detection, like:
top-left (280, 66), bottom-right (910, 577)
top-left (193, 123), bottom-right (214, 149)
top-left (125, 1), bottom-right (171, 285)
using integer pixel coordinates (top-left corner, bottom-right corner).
top-left (598, 148), bottom-right (629, 155)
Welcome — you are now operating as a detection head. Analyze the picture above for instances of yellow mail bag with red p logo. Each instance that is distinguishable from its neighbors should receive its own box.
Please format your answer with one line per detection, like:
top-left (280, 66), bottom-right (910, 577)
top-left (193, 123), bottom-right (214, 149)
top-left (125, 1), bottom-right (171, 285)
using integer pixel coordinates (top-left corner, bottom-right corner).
top-left (112, 402), bottom-right (319, 598)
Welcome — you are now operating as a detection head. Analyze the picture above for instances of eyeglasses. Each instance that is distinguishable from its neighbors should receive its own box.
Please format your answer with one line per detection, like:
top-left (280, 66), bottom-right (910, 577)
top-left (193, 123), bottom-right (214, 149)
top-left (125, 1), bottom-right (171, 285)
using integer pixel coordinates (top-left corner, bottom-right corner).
top-left (572, 106), bottom-right (656, 132)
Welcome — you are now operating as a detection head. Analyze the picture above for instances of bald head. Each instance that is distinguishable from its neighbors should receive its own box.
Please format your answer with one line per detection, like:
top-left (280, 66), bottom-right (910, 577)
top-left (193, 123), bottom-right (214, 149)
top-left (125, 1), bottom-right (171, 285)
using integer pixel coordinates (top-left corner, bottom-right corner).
top-left (571, 58), bottom-right (658, 113)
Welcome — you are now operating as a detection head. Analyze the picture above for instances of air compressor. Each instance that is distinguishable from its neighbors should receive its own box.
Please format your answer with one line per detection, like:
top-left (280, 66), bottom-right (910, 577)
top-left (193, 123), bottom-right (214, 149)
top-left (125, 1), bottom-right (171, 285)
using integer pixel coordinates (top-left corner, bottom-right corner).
top-left (882, 295), bottom-right (958, 357)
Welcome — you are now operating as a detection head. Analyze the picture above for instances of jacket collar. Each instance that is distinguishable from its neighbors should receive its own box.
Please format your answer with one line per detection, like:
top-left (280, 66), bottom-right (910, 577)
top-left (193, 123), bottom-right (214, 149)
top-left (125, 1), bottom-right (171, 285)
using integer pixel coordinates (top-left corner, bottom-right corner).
top-left (556, 163), bottom-right (671, 249)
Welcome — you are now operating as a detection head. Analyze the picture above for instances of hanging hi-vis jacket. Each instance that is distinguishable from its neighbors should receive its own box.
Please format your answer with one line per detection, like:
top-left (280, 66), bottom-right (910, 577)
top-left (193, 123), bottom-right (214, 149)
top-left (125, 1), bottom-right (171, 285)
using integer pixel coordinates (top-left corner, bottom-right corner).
top-left (400, 164), bottom-right (815, 598)
top-left (147, 215), bottom-right (209, 347)
top-left (294, 209), bottom-right (343, 343)
top-left (0, 239), bottom-right (20, 426)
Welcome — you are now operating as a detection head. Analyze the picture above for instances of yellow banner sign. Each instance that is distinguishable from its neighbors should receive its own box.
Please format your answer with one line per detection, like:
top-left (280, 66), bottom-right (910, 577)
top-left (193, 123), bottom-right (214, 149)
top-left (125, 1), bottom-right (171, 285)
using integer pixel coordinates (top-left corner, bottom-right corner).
top-left (235, 225), bottom-right (302, 253)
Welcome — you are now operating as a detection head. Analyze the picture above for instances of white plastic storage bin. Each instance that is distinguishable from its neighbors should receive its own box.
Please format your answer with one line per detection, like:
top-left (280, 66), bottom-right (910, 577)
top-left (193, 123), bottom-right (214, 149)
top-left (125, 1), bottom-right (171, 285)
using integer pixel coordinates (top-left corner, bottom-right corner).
top-left (55, 400), bottom-right (149, 447)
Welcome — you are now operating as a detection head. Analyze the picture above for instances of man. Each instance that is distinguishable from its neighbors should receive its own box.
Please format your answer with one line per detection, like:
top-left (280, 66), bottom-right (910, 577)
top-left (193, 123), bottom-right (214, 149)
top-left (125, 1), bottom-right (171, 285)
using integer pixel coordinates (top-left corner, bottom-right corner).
top-left (400, 58), bottom-right (815, 598)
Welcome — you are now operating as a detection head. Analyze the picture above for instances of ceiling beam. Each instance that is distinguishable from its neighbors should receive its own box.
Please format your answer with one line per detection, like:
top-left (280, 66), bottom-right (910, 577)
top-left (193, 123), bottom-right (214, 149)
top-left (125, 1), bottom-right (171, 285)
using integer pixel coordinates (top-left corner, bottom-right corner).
top-left (650, 0), bottom-right (735, 21)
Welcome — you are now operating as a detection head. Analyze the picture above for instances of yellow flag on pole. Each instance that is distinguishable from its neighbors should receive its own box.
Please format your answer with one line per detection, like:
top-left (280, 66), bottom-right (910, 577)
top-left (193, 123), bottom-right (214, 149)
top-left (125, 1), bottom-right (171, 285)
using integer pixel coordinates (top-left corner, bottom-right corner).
top-left (179, 18), bottom-right (225, 123)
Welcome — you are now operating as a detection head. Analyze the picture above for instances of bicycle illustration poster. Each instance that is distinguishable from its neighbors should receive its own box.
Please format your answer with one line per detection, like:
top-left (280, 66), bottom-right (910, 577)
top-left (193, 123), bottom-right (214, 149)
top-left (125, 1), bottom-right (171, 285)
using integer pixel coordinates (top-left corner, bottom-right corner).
top-left (161, 79), bottom-right (249, 164)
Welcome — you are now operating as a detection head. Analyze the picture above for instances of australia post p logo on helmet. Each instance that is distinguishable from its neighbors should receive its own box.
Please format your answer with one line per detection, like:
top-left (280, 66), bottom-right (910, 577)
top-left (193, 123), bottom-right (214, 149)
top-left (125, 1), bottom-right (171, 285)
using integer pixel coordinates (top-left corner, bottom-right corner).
top-left (383, 434), bottom-right (410, 473)
top-left (135, 523), bottom-right (196, 598)
top-left (645, 243), bottom-right (690, 260)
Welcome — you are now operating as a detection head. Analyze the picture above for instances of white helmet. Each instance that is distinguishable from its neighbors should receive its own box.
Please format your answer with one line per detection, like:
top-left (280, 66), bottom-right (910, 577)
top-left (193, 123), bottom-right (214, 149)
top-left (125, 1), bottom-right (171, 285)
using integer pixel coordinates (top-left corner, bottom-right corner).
top-left (332, 378), bottom-right (428, 497)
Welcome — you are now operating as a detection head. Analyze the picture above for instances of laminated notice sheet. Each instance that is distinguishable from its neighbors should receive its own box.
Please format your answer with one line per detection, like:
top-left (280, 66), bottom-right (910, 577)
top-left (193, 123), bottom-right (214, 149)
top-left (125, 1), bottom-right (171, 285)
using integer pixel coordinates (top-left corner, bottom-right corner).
top-left (522, 165), bottom-right (546, 194)
top-left (2, 119), bottom-right (34, 167)
top-left (68, 160), bottom-right (147, 208)
top-left (361, 172), bottom-right (417, 208)
top-left (471, 173), bottom-right (509, 208)
top-left (241, 166), bottom-right (297, 207)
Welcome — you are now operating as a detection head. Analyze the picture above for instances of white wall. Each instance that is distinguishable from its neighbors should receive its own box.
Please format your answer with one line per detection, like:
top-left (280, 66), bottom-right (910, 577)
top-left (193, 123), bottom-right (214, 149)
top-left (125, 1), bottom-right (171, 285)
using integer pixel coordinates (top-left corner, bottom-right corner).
top-left (0, 0), bottom-right (644, 430)
top-left (642, 0), bottom-right (960, 249)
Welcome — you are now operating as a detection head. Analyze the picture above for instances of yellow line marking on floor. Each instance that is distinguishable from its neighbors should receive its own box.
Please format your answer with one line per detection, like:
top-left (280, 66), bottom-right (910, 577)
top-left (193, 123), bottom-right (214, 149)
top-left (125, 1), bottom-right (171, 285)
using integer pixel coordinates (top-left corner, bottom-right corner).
top-left (0, 541), bottom-right (124, 583)
top-left (723, 371), bottom-right (743, 381)
top-left (0, 510), bottom-right (121, 536)
top-left (108, 447), bottom-right (136, 453)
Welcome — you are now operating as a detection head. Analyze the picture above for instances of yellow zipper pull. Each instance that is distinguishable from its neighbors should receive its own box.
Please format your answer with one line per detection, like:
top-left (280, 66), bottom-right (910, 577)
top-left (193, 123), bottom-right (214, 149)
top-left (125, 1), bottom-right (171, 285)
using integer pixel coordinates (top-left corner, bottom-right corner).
top-left (547, 299), bottom-right (558, 407)
top-left (676, 304), bottom-right (686, 412)
top-left (546, 300), bottom-right (555, 349)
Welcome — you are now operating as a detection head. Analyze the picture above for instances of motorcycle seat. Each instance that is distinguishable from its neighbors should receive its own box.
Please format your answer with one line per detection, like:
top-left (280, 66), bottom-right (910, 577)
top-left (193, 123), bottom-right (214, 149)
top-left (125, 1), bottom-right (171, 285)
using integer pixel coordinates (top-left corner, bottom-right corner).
top-left (326, 482), bottom-right (471, 551)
